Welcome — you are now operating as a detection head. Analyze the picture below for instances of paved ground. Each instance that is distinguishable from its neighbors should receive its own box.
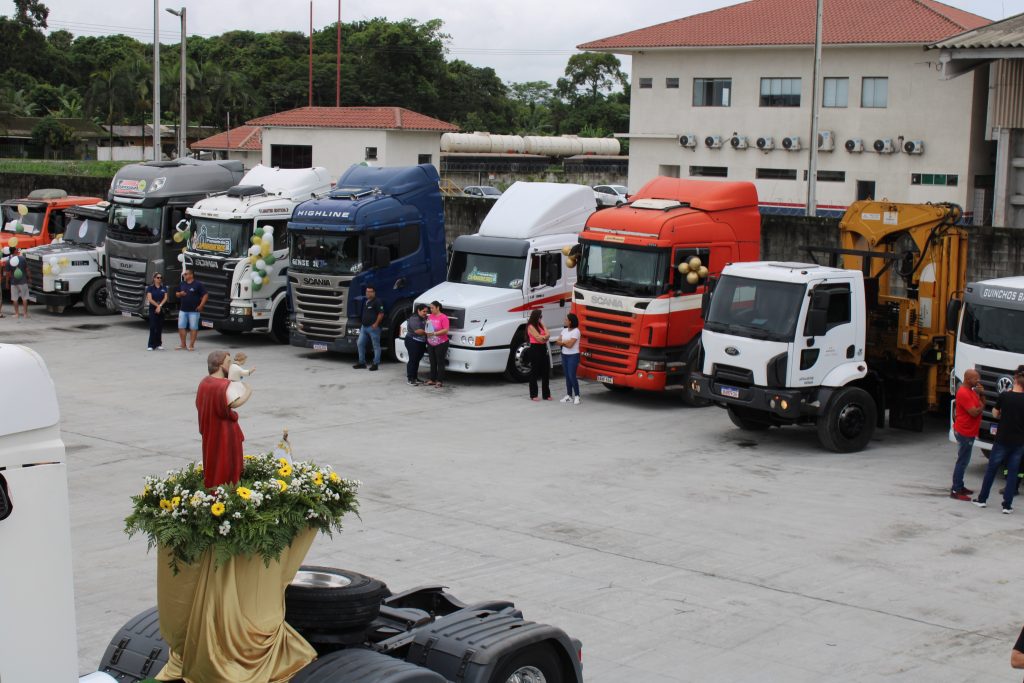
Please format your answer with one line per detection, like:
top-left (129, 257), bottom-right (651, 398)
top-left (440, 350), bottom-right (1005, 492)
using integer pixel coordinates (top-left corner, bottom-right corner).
top-left (4, 308), bottom-right (1023, 682)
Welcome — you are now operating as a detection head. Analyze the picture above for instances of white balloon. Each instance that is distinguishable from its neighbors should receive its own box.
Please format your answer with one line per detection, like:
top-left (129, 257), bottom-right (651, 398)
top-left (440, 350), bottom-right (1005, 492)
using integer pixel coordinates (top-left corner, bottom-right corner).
top-left (48, 255), bottom-right (58, 266)
top-left (250, 272), bottom-right (262, 283)
top-left (262, 226), bottom-right (274, 235)
top-left (177, 253), bottom-right (185, 263)
top-left (255, 259), bottom-right (266, 270)
top-left (9, 256), bottom-right (19, 267)
top-left (261, 234), bottom-right (272, 245)
top-left (248, 245), bottom-right (261, 256)
top-left (51, 265), bottom-right (61, 275)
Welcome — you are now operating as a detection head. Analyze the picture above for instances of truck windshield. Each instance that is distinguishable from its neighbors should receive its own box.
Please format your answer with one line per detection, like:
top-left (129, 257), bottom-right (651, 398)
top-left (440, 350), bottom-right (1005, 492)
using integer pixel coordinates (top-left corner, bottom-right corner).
top-left (961, 302), bottom-right (1024, 354)
top-left (289, 232), bottom-right (361, 274)
top-left (189, 217), bottom-right (248, 257)
top-left (63, 217), bottom-right (106, 246)
top-left (108, 206), bottom-right (162, 243)
top-left (1, 204), bottom-right (45, 235)
top-left (448, 251), bottom-right (527, 289)
top-left (577, 242), bottom-right (669, 297)
top-left (705, 275), bottom-right (806, 342)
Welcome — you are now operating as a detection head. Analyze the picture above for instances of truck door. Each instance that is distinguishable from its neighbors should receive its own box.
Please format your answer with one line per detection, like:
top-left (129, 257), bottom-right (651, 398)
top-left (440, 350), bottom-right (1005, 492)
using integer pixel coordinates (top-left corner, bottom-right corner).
top-left (529, 251), bottom-right (565, 333)
top-left (795, 281), bottom-right (855, 386)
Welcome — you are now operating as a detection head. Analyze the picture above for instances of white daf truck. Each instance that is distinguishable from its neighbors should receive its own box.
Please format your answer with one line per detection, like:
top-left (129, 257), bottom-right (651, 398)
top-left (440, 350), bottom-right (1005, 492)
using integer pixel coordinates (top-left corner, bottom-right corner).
top-left (949, 277), bottom-right (1024, 451)
top-left (397, 182), bottom-right (594, 381)
top-left (183, 165), bottom-right (334, 342)
top-left (23, 202), bottom-right (113, 315)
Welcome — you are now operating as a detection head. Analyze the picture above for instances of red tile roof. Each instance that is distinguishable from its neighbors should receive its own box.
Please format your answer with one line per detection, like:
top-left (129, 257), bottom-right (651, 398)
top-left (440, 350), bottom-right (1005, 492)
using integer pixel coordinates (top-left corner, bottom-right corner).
top-left (578, 0), bottom-right (990, 50)
top-left (190, 125), bottom-right (262, 151)
top-left (246, 107), bottom-right (459, 132)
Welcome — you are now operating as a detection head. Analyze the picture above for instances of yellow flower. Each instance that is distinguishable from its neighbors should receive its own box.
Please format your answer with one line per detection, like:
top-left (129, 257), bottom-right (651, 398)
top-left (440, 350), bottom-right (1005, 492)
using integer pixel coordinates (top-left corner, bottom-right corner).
top-left (278, 457), bottom-right (289, 466)
top-left (195, 463), bottom-right (203, 472)
top-left (191, 495), bottom-right (203, 507)
top-left (244, 454), bottom-right (256, 460)
top-left (276, 479), bottom-right (288, 492)
top-left (277, 464), bottom-right (293, 477)
top-left (236, 487), bottom-right (252, 500)
top-left (211, 502), bottom-right (226, 517)
top-left (159, 499), bottom-right (172, 511)
top-left (329, 472), bottom-right (340, 483)
top-left (142, 486), bottom-right (150, 497)
top-left (171, 496), bottom-right (181, 508)
top-left (313, 472), bottom-right (324, 487)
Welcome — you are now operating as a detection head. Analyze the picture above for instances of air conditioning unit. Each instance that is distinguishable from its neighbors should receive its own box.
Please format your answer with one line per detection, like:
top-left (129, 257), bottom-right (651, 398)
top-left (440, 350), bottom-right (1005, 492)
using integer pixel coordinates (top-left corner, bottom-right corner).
top-left (705, 135), bottom-right (723, 149)
top-left (782, 136), bottom-right (801, 151)
top-left (817, 130), bottom-right (835, 152)
top-left (756, 136), bottom-right (775, 151)
top-left (844, 138), bottom-right (864, 153)
top-left (730, 135), bottom-right (748, 150)
top-left (903, 139), bottom-right (924, 155)
top-left (679, 134), bottom-right (698, 148)
top-left (873, 138), bottom-right (895, 154)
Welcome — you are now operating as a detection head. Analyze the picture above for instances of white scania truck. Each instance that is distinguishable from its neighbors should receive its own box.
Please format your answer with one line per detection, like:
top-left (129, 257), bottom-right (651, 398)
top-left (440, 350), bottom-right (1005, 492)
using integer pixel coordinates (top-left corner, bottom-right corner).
top-left (949, 277), bottom-right (1024, 450)
top-left (183, 165), bottom-right (334, 342)
top-left (397, 182), bottom-right (594, 381)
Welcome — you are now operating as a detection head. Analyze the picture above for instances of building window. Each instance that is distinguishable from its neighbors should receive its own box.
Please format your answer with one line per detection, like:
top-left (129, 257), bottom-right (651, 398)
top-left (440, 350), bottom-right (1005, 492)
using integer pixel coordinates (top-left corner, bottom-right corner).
top-left (365, 146), bottom-right (378, 161)
top-left (639, 78), bottom-right (653, 89)
top-left (666, 77), bottom-right (680, 89)
top-left (693, 78), bottom-right (731, 107)
top-left (658, 164), bottom-right (680, 178)
top-left (756, 168), bottom-right (798, 180)
top-left (760, 78), bottom-right (801, 107)
top-left (861, 77), bottom-right (888, 108)
top-left (823, 77), bottom-right (848, 108)
top-left (804, 170), bottom-right (846, 182)
top-left (911, 173), bottom-right (958, 186)
top-left (270, 144), bottom-right (312, 169)
top-left (417, 154), bottom-right (432, 165)
top-left (690, 166), bottom-right (728, 178)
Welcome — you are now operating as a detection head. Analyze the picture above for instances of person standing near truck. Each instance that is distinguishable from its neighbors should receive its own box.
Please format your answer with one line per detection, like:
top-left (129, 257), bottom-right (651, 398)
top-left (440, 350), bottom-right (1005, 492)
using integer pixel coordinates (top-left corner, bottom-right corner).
top-left (352, 285), bottom-right (384, 371)
top-left (555, 313), bottom-right (582, 404)
top-left (425, 301), bottom-right (450, 388)
top-left (6, 247), bottom-right (31, 320)
top-left (175, 270), bottom-right (208, 352)
top-left (145, 274), bottom-right (168, 351)
top-left (951, 368), bottom-right (985, 500)
top-left (526, 309), bottom-right (551, 401)
top-left (974, 369), bottom-right (1024, 513)
top-left (404, 303), bottom-right (429, 386)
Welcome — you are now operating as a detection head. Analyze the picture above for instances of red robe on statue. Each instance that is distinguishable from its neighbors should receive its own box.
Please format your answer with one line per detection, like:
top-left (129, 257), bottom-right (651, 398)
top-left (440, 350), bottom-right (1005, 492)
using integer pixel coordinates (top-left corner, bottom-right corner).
top-left (196, 375), bottom-right (244, 489)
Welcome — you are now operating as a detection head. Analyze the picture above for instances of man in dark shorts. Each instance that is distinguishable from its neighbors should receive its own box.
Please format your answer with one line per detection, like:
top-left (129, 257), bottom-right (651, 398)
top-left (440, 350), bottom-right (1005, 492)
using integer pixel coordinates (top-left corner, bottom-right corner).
top-left (974, 369), bottom-right (1024, 513)
top-left (175, 270), bottom-right (208, 351)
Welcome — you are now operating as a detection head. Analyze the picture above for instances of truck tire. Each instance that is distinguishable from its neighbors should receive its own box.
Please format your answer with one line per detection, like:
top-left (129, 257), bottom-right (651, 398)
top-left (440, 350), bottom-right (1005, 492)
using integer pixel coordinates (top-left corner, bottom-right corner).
top-left (388, 305), bottom-right (412, 363)
top-left (490, 643), bottom-right (565, 683)
top-left (270, 302), bottom-right (289, 344)
top-left (816, 387), bottom-right (876, 453)
top-left (504, 330), bottom-right (532, 383)
top-left (727, 406), bottom-right (771, 431)
top-left (285, 566), bottom-right (389, 633)
top-left (83, 278), bottom-right (112, 316)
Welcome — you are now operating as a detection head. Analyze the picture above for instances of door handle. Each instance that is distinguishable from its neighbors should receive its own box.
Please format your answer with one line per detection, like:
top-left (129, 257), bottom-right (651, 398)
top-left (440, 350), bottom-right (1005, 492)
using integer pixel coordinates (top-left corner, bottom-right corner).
top-left (0, 473), bottom-right (13, 521)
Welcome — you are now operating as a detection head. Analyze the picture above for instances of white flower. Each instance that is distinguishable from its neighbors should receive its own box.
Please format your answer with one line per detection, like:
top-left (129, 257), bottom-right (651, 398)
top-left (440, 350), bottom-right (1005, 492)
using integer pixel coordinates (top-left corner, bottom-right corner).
top-left (232, 512), bottom-right (242, 519)
top-left (218, 521), bottom-right (231, 536)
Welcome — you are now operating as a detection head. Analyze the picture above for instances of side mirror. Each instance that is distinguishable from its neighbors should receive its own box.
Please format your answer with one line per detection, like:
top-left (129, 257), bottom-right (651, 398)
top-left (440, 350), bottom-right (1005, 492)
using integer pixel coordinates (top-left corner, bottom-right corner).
top-left (700, 276), bottom-right (717, 319)
top-left (369, 245), bottom-right (390, 269)
top-left (0, 474), bottom-right (12, 522)
top-left (805, 308), bottom-right (828, 337)
top-left (946, 298), bottom-right (962, 333)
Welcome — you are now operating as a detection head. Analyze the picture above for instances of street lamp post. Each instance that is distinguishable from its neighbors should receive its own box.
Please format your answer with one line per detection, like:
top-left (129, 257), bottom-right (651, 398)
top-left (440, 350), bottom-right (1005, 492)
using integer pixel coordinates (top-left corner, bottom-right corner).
top-left (166, 7), bottom-right (187, 159)
top-left (153, 0), bottom-right (160, 160)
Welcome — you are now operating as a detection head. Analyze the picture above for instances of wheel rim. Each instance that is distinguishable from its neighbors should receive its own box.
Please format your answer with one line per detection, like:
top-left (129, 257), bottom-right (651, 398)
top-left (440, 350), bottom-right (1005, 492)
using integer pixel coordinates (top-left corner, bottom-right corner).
top-left (836, 402), bottom-right (866, 440)
top-left (505, 665), bottom-right (546, 683)
top-left (512, 341), bottom-right (532, 376)
top-left (291, 570), bottom-right (353, 589)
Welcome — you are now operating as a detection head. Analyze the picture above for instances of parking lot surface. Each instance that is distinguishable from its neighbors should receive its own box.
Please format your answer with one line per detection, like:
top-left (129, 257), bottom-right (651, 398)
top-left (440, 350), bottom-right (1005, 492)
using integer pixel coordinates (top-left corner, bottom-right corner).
top-left (4, 310), bottom-right (1022, 681)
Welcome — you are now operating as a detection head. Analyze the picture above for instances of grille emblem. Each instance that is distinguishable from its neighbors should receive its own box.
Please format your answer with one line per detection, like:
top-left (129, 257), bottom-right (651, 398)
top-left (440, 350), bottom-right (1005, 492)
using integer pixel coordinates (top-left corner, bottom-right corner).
top-left (725, 347), bottom-right (739, 356)
top-left (998, 376), bottom-right (1014, 393)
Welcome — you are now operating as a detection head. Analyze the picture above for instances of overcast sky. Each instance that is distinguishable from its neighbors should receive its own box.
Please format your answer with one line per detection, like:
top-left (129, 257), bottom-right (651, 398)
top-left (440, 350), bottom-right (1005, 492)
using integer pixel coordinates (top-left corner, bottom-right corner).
top-left (17, 0), bottom-right (1024, 85)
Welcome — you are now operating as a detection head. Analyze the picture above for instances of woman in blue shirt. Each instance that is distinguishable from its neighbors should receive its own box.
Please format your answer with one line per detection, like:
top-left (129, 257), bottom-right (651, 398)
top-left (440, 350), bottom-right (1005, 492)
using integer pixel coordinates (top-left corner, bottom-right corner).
top-left (145, 274), bottom-right (168, 350)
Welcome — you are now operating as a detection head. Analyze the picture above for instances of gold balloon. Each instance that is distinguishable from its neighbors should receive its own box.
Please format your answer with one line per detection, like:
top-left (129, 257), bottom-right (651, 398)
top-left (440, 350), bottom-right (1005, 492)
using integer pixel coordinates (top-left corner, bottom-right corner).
top-left (42, 263), bottom-right (52, 275)
top-left (686, 271), bottom-right (700, 285)
top-left (698, 266), bottom-right (709, 278)
top-left (688, 257), bottom-right (702, 270)
top-left (561, 246), bottom-right (573, 256)
top-left (566, 256), bottom-right (577, 269)
top-left (7, 237), bottom-right (17, 248)
top-left (16, 204), bottom-right (28, 216)
top-left (678, 262), bottom-right (690, 273)
top-left (260, 243), bottom-right (271, 257)
top-left (58, 257), bottom-right (69, 267)
top-left (262, 275), bottom-right (270, 285)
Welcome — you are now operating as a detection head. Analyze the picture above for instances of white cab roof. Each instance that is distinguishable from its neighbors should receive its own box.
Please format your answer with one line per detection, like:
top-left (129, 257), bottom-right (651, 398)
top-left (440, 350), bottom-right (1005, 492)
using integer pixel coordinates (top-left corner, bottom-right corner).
top-left (478, 182), bottom-right (593, 239)
top-left (975, 276), bottom-right (1024, 290)
top-left (723, 261), bottom-right (855, 283)
top-left (188, 165), bottom-right (333, 218)
top-left (0, 345), bottom-right (59, 444)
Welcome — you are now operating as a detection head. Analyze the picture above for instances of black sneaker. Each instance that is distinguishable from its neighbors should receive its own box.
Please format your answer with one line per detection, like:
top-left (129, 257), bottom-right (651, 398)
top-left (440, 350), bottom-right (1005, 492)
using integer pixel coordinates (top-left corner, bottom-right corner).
top-left (369, 364), bottom-right (379, 371)
top-left (352, 363), bottom-right (367, 369)
top-left (973, 498), bottom-right (987, 508)
top-left (1004, 506), bottom-right (1014, 515)
top-left (407, 379), bottom-right (420, 386)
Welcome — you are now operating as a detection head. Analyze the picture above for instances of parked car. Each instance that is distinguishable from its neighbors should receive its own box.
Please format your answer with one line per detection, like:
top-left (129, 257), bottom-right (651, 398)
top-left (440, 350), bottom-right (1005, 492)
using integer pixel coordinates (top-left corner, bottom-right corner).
top-left (463, 185), bottom-right (502, 199)
top-left (593, 184), bottom-right (629, 208)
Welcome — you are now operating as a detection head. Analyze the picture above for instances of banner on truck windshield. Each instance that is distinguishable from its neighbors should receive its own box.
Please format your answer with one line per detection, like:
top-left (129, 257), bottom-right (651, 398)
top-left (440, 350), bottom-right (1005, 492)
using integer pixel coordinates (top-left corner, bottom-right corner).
top-left (192, 224), bottom-right (231, 254)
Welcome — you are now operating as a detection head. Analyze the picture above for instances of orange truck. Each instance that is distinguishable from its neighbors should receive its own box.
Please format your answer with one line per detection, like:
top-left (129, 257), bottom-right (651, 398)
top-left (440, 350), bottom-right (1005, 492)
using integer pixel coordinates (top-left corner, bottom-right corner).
top-left (572, 178), bottom-right (761, 404)
top-left (1, 189), bottom-right (103, 250)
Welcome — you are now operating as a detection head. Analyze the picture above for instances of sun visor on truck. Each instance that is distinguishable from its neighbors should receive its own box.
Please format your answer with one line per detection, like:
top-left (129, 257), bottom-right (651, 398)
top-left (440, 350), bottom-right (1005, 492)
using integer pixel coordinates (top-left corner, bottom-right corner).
top-left (0, 345), bottom-right (59, 441)
top-left (630, 177), bottom-right (759, 212)
top-left (477, 182), bottom-right (593, 239)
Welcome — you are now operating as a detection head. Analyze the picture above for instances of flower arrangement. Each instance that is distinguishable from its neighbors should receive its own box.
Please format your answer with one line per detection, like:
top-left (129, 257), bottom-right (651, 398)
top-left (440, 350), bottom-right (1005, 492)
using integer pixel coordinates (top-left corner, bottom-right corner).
top-left (125, 450), bottom-right (359, 572)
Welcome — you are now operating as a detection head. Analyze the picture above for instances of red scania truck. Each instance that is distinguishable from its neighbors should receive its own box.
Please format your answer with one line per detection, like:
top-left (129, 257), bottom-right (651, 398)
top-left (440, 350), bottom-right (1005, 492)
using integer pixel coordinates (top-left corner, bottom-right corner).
top-left (573, 178), bottom-right (761, 404)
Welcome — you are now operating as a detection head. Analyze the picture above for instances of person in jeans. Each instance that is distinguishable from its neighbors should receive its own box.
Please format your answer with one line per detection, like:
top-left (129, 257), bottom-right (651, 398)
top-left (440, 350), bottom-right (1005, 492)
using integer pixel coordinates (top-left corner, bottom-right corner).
top-left (425, 301), bottom-right (450, 388)
top-left (404, 303), bottom-right (429, 386)
top-left (352, 285), bottom-right (384, 371)
top-left (974, 368), bottom-right (1024, 513)
top-left (951, 368), bottom-right (984, 500)
top-left (175, 270), bottom-right (208, 351)
top-left (554, 312), bottom-right (581, 404)
top-left (526, 309), bottom-right (551, 401)
top-left (145, 273), bottom-right (168, 350)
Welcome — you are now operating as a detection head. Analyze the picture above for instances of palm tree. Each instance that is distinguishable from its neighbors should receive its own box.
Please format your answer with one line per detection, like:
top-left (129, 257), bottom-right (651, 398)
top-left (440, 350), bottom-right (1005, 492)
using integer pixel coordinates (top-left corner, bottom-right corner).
top-left (87, 65), bottom-right (133, 151)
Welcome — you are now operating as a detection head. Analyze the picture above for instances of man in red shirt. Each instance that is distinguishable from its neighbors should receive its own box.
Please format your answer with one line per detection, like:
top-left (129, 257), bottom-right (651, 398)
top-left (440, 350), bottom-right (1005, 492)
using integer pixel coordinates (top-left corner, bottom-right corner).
top-left (951, 368), bottom-right (985, 500)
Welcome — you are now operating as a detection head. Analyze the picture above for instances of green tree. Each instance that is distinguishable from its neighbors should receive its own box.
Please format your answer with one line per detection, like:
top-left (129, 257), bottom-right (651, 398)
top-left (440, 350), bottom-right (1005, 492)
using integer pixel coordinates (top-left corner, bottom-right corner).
top-left (561, 53), bottom-right (628, 105)
top-left (13, 0), bottom-right (48, 29)
top-left (87, 63), bottom-right (135, 148)
top-left (31, 115), bottom-right (74, 158)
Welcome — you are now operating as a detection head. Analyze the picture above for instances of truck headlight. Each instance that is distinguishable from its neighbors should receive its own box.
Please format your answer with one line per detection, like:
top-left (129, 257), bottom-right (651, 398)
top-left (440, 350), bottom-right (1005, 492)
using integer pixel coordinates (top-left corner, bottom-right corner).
top-left (460, 335), bottom-right (485, 346)
top-left (347, 326), bottom-right (360, 337)
top-left (637, 360), bottom-right (666, 372)
top-left (230, 306), bottom-right (252, 316)
top-left (55, 280), bottom-right (68, 291)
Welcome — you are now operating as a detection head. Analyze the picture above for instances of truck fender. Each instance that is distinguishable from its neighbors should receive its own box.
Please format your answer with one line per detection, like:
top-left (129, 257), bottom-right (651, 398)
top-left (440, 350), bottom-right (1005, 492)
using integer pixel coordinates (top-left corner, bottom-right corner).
top-left (820, 362), bottom-right (867, 389)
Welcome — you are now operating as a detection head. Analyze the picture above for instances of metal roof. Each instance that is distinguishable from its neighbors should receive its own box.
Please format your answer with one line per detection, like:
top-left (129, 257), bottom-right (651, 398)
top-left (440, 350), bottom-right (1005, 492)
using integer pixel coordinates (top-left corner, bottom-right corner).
top-left (929, 11), bottom-right (1024, 49)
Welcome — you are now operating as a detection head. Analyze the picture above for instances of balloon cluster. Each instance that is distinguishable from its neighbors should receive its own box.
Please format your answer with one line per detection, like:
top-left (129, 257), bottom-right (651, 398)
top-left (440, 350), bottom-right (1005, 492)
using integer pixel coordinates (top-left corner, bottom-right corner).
top-left (9, 254), bottom-right (22, 280)
top-left (171, 219), bottom-right (191, 244)
top-left (678, 256), bottom-right (709, 286)
top-left (561, 244), bottom-right (581, 269)
top-left (13, 204), bottom-right (27, 233)
top-left (42, 255), bottom-right (70, 276)
top-left (246, 225), bottom-right (276, 291)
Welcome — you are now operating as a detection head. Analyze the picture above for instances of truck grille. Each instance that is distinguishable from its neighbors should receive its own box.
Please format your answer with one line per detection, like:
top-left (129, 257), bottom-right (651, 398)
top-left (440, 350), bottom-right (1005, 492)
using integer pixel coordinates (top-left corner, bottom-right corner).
top-left (107, 226), bottom-right (158, 244)
top-left (25, 256), bottom-right (43, 286)
top-left (290, 275), bottom-right (349, 341)
top-left (578, 305), bottom-right (638, 372)
top-left (712, 363), bottom-right (755, 388)
top-left (110, 268), bottom-right (146, 311)
top-left (190, 263), bottom-right (232, 321)
top-left (976, 364), bottom-right (1018, 445)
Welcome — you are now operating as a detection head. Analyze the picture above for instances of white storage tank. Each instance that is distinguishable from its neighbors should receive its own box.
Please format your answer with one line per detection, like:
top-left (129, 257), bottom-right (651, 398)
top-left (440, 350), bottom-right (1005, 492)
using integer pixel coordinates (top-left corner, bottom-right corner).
top-left (523, 136), bottom-right (584, 157)
top-left (578, 137), bottom-right (621, 155)
top-left (488, 135), bottom-right (525, 154)
top-left (441, 132), bottom-right (496, 154)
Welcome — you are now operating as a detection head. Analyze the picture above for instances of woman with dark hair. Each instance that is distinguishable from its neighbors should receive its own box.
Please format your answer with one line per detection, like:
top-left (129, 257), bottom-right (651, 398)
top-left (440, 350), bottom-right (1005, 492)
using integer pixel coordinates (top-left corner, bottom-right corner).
top-left (526, 309), bottom-right (551, 401)
top-left (425, 301), bottom-right (450, 388)
top-left (555, 312), bottom-right (581, 404)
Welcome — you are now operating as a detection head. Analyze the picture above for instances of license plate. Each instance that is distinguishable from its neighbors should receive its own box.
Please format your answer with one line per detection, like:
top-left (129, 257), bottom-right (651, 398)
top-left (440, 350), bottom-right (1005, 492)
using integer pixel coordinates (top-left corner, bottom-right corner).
top-left (312, 343), bottom-right (328, 352)
top-left (596, 374), bottom-right (614, 384)
top-left (201, 320), bottom-right (214, 328)
top-left (719, 385), bottom-right (740, 398)
top-left (121, 311), bottom-right (133, 318)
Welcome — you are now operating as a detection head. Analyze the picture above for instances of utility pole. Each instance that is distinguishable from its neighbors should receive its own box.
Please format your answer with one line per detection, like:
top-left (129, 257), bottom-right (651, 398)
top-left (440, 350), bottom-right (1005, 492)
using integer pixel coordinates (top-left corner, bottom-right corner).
top-left (153, 0), bottom-right (160, 160)
top-left (806, 0), bottom-right (823, 217)
top-left (166, 7), bottom-right (187, 159)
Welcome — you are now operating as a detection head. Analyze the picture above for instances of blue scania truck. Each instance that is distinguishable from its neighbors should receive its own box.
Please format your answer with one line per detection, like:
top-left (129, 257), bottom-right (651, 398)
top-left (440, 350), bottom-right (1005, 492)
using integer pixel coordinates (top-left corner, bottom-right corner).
top-left (287, 164), bottom-right (446, 358)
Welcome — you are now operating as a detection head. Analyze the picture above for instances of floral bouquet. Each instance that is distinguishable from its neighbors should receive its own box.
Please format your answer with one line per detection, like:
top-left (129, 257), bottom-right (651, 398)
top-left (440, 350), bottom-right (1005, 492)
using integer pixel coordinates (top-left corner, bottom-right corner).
top-left (125, 450), bottom-right (359, 572)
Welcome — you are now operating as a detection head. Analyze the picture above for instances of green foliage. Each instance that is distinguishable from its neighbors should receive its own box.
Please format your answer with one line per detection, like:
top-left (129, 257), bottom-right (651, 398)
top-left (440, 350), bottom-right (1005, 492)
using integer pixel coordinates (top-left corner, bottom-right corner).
top-left (124, 451), bottom-right (360, 573)
top-left (0, 159), bottom-right (133, 176)
top-left (30, 115), bottom-right (74, 157)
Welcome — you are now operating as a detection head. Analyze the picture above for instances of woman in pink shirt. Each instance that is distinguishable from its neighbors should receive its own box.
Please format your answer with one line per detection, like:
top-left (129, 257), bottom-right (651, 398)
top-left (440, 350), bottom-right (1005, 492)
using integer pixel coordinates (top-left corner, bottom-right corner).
top-left (526, 309), bottom-right (551, 401)
top-left (425, 301), bottom-right (450, 388)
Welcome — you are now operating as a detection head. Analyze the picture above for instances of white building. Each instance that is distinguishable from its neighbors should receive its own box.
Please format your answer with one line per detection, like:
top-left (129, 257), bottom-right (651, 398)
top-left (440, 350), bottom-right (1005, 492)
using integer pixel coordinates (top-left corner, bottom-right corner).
top-left (579, 0), bottom-right (993, 220)
top-left (245, 106), bottom-right (458, 179)
top-left (190, 125), bottom-right (263, 169)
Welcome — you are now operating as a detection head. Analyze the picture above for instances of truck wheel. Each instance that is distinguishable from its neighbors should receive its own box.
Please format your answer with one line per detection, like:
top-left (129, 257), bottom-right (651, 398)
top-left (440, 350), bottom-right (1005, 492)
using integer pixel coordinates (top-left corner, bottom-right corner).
top-left (388, 305), bottom-right (411, 363)
top-left (727, 406), bottom-right (771, 431)
top-left (269, 303), bottom-right (288, 344)
top-left (504, 330), bottom-right (532, 382)
top-left (83, 278), bottom-right (112, 316)
top-left (817, 387), bottom-right (876, 453)
top-left (490, 643), bottom-right (564, 683)
top-left (285, 566), bottom-right (389, 633)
